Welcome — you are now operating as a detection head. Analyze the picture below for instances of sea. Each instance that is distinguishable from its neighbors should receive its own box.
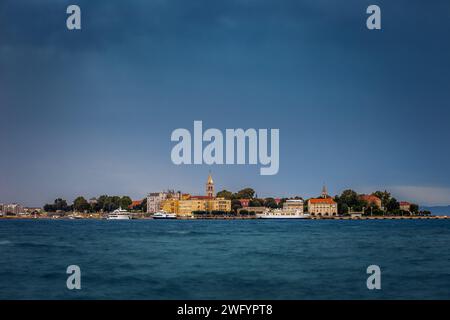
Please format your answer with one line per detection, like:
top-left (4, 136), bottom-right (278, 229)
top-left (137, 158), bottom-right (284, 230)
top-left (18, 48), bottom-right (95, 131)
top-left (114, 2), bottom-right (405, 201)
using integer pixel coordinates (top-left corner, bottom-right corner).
top-left (0, 219), bottom-right (449, 300)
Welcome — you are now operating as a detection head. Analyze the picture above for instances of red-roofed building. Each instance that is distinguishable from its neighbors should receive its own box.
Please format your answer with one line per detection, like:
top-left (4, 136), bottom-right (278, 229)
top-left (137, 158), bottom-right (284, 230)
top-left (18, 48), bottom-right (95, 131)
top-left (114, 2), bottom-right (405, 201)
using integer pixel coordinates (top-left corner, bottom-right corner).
top-left (307, 197), bottom-right (338, 216)
top-left (129, 200), bottom-right (143, 209)
top-left (359, 194), bottom-right (382, 208)
top-left (239, 199), bottom-right (250, 207)
top-left (399, 201), bottom-right (411, 211)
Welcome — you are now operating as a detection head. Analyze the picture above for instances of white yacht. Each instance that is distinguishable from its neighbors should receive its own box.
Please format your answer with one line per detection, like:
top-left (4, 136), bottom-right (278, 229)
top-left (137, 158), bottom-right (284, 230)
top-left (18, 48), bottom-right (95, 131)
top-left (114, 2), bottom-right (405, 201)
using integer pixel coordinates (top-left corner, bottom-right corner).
top-left (152, 211), bottom-right (177, 219)
top-left (257, 209), bottom-right (310, 219)
top-left (68, 214), bottom-right (83, 219)
top-left (107, 208), bottom-right (132, 220)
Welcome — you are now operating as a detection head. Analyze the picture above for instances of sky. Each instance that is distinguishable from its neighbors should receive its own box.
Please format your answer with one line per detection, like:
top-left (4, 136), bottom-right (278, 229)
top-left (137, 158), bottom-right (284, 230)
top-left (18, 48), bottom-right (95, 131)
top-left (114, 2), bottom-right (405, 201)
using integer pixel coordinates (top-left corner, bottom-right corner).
top-left (1, 0), bottom-right (450, 207)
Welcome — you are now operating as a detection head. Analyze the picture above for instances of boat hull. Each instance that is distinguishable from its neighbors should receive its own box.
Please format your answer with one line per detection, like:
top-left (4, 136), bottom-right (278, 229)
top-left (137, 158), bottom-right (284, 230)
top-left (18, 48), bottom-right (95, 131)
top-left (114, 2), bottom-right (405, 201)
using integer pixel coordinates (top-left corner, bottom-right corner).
top-left (107, 215), bottom-right (131, 220)
top-left (257, 215), bottom-right (310, 219)
top-left (152, 211), bottom-right (177, 219)
top-left (152, 216), bottom-right (177, 219)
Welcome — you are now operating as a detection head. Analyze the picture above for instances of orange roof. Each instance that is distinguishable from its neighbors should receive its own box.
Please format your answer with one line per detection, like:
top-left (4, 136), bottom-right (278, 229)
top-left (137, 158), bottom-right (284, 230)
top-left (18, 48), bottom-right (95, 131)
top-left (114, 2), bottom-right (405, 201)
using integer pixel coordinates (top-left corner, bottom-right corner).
top-left (360, 195), bottom-right (381, 202)
top-left (399, 201), bottom-right (411, 206)
top-left (309, 198), bottom-right (336, 204)
top-left (190, 196), bottom-right (212, 200)
top-left (128, 200), bottom-right (143, 209)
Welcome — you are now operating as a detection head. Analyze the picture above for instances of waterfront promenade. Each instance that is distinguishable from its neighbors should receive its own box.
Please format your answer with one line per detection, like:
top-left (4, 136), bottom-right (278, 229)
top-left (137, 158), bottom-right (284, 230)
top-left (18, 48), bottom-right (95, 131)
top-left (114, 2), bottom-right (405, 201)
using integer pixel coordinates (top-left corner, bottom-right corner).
top-left (0, 215), bottom-right (448, 220)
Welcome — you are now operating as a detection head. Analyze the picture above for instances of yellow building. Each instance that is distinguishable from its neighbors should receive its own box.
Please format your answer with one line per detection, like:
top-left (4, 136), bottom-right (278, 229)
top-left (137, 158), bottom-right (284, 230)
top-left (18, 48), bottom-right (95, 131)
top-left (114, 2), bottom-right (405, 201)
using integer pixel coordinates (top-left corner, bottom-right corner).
top-left (307, 198), bottom-right (338, 216)
top-left (160, 174), bottom-right (231, 216)
top-left (161, 196), bottom-right (231, 216)
top-left (307, 186), bottom-right (338, 217)
top-left (161, 199), bottom-right (178, 213)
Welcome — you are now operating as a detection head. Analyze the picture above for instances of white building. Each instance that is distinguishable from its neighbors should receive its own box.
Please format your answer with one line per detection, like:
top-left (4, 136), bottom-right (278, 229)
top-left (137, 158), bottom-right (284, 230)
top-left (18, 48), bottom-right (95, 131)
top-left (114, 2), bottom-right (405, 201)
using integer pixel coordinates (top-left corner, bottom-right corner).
top-left (283, 199), bottom-right (304, 214)
top-left (1, 203), bottom-right (25, 215)
top-left (147, 191), bottom-right (180, 213)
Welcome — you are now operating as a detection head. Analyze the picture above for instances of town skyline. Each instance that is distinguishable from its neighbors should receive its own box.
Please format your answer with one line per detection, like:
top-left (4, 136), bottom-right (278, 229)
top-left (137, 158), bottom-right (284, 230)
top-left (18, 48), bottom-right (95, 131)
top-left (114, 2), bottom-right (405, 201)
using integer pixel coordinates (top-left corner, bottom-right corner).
top-left (1, 171), bottom-right (443, 209)
top-left (0, 172), bottom-right (425, 217)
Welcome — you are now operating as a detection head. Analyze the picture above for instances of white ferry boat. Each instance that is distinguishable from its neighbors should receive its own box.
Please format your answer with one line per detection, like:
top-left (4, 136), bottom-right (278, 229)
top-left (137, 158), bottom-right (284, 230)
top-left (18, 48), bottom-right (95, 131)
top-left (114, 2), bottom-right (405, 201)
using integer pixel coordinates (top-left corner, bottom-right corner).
top-left (257, 209), bottom-right (310, 219)
top-left (107, 208), bottom-right (132, 220)
top-left (68, 214), bottom-right (84, 219)
top-left (152, 211), bottom-right (177, 219)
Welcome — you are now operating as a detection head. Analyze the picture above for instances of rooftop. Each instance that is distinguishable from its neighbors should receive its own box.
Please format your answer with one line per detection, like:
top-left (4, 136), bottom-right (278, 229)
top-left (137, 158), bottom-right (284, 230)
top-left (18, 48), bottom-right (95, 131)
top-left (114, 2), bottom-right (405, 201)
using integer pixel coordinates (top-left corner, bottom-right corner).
top-left (360, 194), bottom-right (381, 202)
top-left (309, 198), bottom-right (336, 204)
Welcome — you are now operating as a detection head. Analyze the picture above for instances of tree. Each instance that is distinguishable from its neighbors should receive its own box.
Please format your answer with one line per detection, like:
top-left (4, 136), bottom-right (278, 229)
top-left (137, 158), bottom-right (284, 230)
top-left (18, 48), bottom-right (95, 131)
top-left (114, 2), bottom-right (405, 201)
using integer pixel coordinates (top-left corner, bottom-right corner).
top-left (231, 199), bottom-right (242, 213)
top-left (87, 195), bottom-right (133, 212)
top-left (54, 198), bottom-right (69, 211)
top-left (373, 190), bottom-right (391, 208)
top-left (249, 199), bottom-right (263, 207)
top-left (216, 190), bottom-right (234, 200)
top-left (338, 203), bottom-right (349, 215)
top-left (263, 198), bottom-right (278, 209)
top-left (277, 198), bottom-right (288, 209)
top-left (410, 204), bottom-right (419, 214)
top-left (340, 190), bottom-right (361, 207)
top-left (211, 210), bottom-right (230, 216)
top-left (236, 188), bottom-right (255, 199)
top-left (44, 198), bottom-right (69, 212)
top-left (120, 196), bottom-right (132, 209)
top-left (386, 197), bottom-right (400, 213)
top-left (43, 203), bottom-right (55, 212)
top-left (140, 198), bottom-right (147, 213)
top-left (73, 196), bottom-right (90, 212)
top-left (335, 190), bottom-right (365, 213)
top-left (103, 195), bottom-right (120, 212)
top-left (371, 208), bottom-right (384, 216)
top-left (95, 195), bottom-right (109, 212)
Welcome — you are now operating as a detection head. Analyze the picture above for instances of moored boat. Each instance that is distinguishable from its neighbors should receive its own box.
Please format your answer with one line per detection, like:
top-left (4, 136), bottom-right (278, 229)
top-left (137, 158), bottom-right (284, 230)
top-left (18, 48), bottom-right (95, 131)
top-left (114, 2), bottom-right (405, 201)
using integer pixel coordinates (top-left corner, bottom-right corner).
top-left (152, 211), bottom-right (177, 219)
top-left (107, 208), bottom-right (132, 220)
top-left (257, 209), bottom-right (310, 219)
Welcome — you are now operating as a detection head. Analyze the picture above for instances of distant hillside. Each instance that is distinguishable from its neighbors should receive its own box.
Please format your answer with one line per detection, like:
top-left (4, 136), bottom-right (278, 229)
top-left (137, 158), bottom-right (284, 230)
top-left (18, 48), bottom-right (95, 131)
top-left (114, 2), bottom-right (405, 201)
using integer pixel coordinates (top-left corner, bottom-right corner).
top-left (420, 205), bottom-right (450, 216)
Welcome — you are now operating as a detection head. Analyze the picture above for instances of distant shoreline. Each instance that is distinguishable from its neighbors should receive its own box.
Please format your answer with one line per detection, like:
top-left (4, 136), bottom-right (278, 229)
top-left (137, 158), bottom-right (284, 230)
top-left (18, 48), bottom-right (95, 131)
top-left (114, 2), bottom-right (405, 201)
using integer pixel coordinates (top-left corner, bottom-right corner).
top-left (0, 215), bottom-right (449, 221)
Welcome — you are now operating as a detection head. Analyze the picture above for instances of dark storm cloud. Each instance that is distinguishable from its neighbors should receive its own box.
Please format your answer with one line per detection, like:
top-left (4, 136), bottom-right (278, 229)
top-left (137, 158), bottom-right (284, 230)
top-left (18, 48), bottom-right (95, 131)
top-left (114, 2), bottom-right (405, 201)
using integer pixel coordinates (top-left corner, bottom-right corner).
top-left (0, 0), bottom-right (382, 51)
top-left (2, 0), bottom-right (448, 59)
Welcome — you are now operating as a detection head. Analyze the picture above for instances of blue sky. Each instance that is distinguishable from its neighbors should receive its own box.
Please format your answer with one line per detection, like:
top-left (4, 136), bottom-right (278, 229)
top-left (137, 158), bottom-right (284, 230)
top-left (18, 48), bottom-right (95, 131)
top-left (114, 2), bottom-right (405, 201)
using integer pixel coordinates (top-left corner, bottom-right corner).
top-left (1, 0), bottom-right (450, 206)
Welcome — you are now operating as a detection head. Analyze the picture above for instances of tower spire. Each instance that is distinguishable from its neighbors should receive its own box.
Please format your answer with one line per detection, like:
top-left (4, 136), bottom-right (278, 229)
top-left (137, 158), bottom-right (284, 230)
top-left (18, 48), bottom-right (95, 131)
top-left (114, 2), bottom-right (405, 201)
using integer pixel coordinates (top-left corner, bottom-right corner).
top-left (321, 184), bottom-right (328, 198)
top-left (206, 172), bottom-right (214, 198)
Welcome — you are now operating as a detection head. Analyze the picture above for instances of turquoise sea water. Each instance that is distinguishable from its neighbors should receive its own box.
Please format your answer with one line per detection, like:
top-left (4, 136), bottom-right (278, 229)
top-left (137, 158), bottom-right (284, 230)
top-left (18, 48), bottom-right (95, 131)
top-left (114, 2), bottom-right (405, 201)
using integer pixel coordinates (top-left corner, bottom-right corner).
top-left (0, 219), bottom-right (449, 300)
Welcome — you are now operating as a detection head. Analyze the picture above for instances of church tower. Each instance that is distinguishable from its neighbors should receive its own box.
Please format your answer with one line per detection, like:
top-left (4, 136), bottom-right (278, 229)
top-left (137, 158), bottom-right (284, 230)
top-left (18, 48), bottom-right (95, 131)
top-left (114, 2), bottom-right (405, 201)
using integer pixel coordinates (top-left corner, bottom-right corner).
top-left (321, 185), bottom-right (328, 198)
top-left (206, 172), bottom-right (215, 198)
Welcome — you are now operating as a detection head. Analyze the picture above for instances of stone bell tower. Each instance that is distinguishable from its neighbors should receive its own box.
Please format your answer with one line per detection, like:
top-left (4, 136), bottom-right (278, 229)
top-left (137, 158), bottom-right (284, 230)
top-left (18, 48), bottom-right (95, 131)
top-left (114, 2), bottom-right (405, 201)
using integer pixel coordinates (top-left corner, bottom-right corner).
top-left (321, 185), bottom-right (328, 198)
top-left (206, 172), bottom-right (215, 198)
